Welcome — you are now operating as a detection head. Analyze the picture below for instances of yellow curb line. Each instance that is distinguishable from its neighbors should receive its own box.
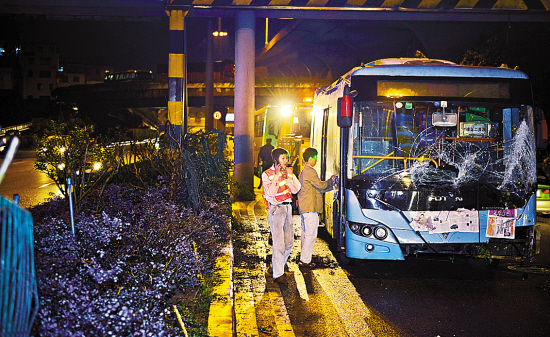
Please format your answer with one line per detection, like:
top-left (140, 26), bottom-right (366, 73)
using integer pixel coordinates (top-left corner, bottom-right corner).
top-left (207, 232), bottom-right (234, 337)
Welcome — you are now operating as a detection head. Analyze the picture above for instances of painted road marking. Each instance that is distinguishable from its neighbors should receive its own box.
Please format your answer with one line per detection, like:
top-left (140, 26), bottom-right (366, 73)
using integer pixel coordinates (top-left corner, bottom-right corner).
top-left (234, 267), bottom-right (260, 337)
top-left (288, 263), bottom-right (310, 302)
top-left (246, 198), bottom-right (258, 221)
top-left (233, 203), bottom-right (261, 337)
top-left (312, 239), bottom-right (375, 337)
top-left (207, 248), bottom-right (234, 337)
top-left (267, 281), bottom-right (296, 337)
top-left (38, 182), bottom-right (54, 188)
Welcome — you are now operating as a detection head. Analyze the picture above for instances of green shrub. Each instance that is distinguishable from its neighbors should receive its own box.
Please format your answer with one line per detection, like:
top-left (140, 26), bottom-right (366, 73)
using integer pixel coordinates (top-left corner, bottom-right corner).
top-left (34, 120), bottom-right (121, 212)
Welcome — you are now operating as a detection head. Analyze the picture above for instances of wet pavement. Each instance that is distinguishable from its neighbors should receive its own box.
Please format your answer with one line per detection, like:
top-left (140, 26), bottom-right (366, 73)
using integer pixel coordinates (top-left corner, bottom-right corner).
top-left (233, 182), bottom-right (550, 337)
top-left (0, 150), bottom-right (60, 208)
top-left (232, 192), bottom-right (405, 337)
top-left (341, 217), bottom-right (550, 337)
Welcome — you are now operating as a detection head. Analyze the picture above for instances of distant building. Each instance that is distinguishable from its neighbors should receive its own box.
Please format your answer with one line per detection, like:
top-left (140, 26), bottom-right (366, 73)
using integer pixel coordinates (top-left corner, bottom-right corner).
top-left (20, 44), bottom-right (60, 99)
top-left (58, 63), bottom-right (111, 87)
top-left (0, 67), bottom-right (13, 90)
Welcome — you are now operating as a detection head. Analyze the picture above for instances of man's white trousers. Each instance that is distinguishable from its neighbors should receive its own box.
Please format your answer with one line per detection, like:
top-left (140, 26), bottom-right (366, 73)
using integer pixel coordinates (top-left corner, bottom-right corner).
top-left (300, 212), bottom-right (319, 264)
top-left (267, 204), bottom-right (294, 278)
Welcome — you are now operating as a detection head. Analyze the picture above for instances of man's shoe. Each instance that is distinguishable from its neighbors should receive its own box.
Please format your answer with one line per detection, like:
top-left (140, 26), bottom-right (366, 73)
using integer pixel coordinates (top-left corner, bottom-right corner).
top-left (298, 261), bottom-right (316, 269)
top-left (273, 273), bottom-right (288, 284)
top-left (266, 264), bottom-right (289, 275)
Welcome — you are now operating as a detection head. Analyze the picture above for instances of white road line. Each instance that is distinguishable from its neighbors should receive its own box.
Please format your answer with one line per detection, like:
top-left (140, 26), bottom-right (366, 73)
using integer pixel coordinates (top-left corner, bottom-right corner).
top-left (234, 269), bottom-right (260, 337)
top-left (268, 282), bottom-right (296, 337)
top-left (38, 182), bottom-right (54, 188)
top-left (246, 198), bottom-right (259, 222)
top-left (289, 263), bottom-right (310, 301)
top-left (312, 240), bottom-right (375, 337)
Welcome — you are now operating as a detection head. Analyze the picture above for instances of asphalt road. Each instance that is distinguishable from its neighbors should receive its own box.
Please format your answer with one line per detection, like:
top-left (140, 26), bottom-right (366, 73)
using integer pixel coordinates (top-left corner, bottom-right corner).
top-left (0, 150), bottom-right (60, 208)
top-left (337, 217), bottom-right (550, 337)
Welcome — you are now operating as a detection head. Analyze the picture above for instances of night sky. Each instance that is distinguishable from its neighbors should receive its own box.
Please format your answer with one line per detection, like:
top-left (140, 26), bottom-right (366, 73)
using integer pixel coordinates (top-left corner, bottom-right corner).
top-left (2, 14), bottom-right (548, 75)
top-left (2, 12), bottom-right (550, 108)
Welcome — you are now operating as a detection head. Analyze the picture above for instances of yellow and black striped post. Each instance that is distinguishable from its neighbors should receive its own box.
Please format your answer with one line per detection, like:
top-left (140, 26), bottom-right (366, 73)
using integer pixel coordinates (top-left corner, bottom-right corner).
top-left (167, 9), bottom-right (187, 140)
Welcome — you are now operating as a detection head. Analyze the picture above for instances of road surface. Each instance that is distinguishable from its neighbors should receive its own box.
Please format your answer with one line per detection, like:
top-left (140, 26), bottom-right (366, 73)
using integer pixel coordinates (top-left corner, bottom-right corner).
top-left (0, 150), bottom-right (60, 209)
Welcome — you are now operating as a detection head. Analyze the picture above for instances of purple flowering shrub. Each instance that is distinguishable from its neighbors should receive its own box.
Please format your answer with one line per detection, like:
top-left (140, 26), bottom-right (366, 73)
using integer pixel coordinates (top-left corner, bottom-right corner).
top-left (32, 184), bottom-right (230, 336)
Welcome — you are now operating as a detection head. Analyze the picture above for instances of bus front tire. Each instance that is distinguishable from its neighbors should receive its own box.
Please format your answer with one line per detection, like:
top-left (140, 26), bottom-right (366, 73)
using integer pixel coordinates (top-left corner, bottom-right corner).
top-left (337, 251), bottom-right (353, 266)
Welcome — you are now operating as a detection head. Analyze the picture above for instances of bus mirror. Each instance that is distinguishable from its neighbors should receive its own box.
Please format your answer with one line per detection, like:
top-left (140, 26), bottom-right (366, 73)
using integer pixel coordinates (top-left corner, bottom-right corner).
top-left (432, 111), bottom-right (457, 127)
top-left (337, 86), bottom-right (353, 128)
top-left (536, 111), bottom-right (548, 149)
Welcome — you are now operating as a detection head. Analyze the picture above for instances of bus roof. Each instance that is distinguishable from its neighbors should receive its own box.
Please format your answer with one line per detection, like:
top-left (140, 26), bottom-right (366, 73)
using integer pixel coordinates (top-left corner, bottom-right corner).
top-left (316, 58), bottom-right (529, 96)
top-left (350, 59), bottom-right (529, 79)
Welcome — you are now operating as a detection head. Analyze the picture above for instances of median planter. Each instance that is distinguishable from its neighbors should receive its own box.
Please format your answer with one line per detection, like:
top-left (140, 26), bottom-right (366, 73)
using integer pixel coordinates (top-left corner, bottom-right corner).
top-left (31, 184), bottom-right (230, 336)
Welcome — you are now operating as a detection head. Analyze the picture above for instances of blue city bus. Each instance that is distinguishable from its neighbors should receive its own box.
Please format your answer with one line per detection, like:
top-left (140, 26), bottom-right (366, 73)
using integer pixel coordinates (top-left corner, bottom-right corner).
top-left (311, 58), bottom-right (544, 261)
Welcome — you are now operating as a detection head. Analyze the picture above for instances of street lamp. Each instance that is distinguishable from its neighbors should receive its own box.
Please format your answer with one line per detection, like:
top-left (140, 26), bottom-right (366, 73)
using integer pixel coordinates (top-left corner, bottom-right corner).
top-left (213, 17), bottom-right (228, 62)
top-left (281, 105), bottom-right (293, 117)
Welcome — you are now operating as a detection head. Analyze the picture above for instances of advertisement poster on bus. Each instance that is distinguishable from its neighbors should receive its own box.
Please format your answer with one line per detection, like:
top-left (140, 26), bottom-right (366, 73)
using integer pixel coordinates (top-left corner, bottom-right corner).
top-left (409, 209), bottom-right (479, 234)
top-left (486, 209), bottom-right (515, 239)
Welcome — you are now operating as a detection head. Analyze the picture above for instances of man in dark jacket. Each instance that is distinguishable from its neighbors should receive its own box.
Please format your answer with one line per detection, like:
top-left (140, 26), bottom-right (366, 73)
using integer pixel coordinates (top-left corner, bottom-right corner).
top-left (257, 137), bottom-right (275, 188)
top-left (297, 148), bottom-right (336, 268)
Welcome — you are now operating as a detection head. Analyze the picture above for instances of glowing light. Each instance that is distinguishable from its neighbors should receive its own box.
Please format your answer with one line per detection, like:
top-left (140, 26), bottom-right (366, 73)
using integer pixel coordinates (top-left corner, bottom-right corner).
top-left (93, 162), bottom-right (102, 171)
top-left (212, 31), bottom-right (227, 37)
top-left (395, 102), bottom-right (403, 109)
top-left (212, 31), bottom-right (219, 37)
top-left (303, 97), bottom-right (313, 102)
top-left (58, 163), bottom-right (65, 170)
top-left (42, 147), bottom-right (47, 152)
top-left (311, 107), bottom-right (322, 118)
top-left (59, 147), bottom-right (66, 153)
top-left (293, 116), bottom-right (299, 124)
top-left (281, 105), bottom-right (293, 117)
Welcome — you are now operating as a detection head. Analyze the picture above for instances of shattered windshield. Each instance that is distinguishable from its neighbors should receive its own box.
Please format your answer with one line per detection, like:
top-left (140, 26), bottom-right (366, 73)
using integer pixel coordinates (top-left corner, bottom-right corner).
top-left (351, 100), bottom-right (536, 199)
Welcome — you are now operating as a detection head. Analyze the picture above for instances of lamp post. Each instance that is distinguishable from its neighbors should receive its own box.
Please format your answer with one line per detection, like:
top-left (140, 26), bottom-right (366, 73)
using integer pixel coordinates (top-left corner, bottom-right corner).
top-left (212, 17), bottom-right (228, 62)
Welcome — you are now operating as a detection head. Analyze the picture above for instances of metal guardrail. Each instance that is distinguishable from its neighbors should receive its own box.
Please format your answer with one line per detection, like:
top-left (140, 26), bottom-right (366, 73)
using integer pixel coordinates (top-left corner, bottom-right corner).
top-left (0, 196), bottom-right (38, 336)
top-left (0, 135), bottom-right (39, 336)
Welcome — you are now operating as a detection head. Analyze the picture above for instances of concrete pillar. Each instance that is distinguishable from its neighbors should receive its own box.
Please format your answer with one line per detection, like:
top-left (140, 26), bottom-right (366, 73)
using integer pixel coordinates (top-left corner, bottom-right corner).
top-left (233, 11), bottom-right (255, 190)
top-left (167, 10), bottom-right (187, 140)
top-left (205, 18), bottom-right (214, 131)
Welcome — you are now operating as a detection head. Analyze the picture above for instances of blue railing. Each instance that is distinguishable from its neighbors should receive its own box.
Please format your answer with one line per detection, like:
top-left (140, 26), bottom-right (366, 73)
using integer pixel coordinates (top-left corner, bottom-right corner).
top-left (0, 196), bottom-right (38, 336)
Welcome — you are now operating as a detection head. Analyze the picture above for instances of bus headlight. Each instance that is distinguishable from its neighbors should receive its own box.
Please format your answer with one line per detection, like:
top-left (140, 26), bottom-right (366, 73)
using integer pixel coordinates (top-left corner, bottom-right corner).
top-left (361, 226), bottom-right (372, 237)
top-left (350, 223), bottom-right (360, 233)
top-left (374, 226), bottom-right (388, 240)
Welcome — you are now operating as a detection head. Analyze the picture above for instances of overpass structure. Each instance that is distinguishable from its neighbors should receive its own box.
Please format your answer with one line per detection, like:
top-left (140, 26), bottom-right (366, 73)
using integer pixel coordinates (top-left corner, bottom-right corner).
top-left (165, 0), bottom-right (550, 188)
top-left (2, 0), bottom-right (550, 188)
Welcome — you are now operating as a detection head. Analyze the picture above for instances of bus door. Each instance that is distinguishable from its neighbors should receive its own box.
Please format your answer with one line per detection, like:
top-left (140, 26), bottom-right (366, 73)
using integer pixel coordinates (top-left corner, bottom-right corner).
top-left (320, 107), bottom-right (330, 180)
top-left (320, 107), bottom-right (332, 230)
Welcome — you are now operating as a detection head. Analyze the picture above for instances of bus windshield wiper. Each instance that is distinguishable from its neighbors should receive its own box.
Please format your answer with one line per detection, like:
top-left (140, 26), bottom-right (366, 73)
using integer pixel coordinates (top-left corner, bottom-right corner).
top-left (367, 192), bottom-right (410, 223)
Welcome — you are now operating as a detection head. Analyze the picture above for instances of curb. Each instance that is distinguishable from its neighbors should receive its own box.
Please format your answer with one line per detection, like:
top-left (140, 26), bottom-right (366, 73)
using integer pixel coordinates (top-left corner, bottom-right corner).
top-left (207, 221), bottom-right (234, 337)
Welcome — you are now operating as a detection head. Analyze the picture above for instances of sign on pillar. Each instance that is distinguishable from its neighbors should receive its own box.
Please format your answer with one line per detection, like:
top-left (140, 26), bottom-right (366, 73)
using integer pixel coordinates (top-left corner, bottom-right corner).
top-left (167, 9), bottom-right (187, 143)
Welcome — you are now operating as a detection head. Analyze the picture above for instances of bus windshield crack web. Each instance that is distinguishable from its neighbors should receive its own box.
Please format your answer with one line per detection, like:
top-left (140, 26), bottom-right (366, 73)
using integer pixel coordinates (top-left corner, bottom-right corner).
top-left (371, 120), bottom-right (536, 197)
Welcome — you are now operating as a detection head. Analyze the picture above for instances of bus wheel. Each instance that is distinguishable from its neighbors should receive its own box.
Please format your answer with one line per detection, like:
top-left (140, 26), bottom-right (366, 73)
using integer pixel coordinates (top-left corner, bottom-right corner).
top-left (337, 251), bottom-right (353, 266)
